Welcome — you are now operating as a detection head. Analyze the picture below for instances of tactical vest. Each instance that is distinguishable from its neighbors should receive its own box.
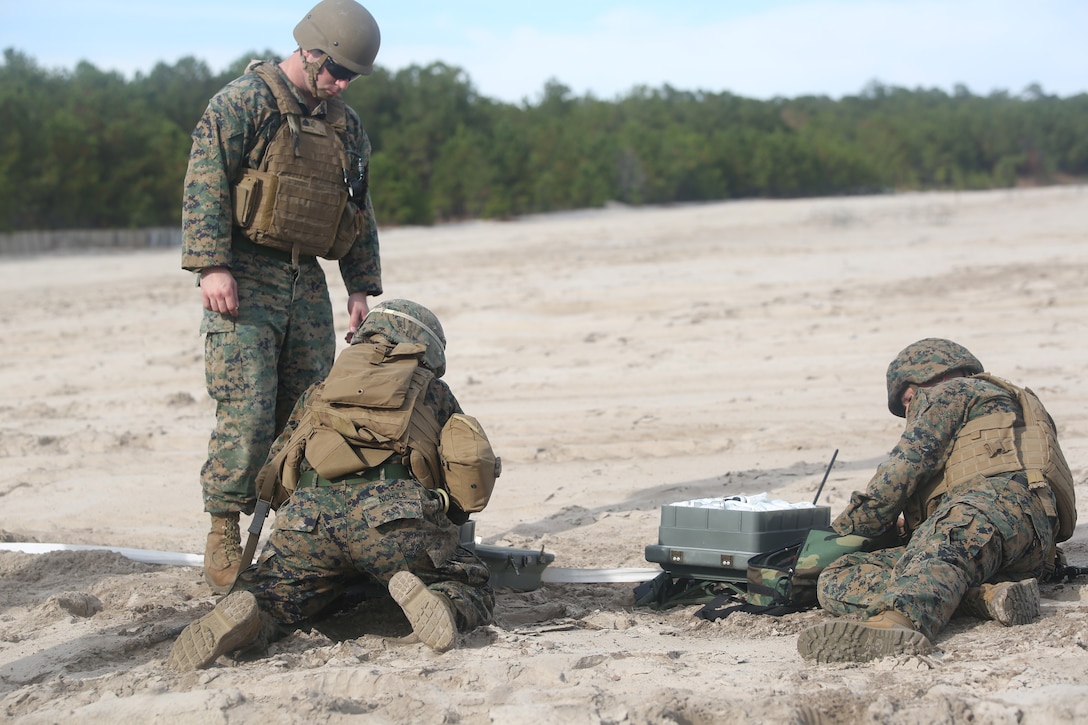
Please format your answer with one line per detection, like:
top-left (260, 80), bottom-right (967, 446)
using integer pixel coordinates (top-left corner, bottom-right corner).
top-left (256, 341), bottom-right (443, 509)
top-left (231, 61), bottom-right (361, 263)
top-left (905, 373), bottom-right (1076, 541)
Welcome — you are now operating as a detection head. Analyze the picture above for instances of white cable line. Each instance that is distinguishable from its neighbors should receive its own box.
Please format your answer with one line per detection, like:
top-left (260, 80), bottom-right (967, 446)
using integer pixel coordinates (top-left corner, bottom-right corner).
top-left (0, 542), bottom-right (203, 567)
top-left (0, 543), bottom-right (660, 583)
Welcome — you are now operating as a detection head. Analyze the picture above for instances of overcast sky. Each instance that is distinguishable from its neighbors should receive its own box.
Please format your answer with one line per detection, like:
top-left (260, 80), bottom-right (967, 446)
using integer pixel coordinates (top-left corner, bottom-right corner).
top-left (3, 0), bottom-right (1084, 103)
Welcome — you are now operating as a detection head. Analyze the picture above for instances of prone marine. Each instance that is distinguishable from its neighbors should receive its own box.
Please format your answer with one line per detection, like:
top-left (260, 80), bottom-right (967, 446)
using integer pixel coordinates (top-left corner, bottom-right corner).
top-left (797, 338), bottom-right (1076, 662)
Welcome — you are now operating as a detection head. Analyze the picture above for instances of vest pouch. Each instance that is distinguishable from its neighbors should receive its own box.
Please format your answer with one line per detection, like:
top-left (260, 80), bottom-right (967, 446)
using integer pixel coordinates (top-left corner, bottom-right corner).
top-left (232, 172), bottom-right (261, 229)
top-left (439, 414), bottom-right (500, 513)
top-left (233, 169), bottom-right (279, 241)
top-left (305, 427), bottom-right (378, 480)
top-left (321, 343), bottom-right (426, 408)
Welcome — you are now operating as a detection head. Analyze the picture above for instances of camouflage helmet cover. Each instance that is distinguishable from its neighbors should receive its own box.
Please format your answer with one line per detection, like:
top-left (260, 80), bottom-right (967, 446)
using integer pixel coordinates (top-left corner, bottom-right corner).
top-left (355, 299), bottom-right (447, 377)
top-left (294, 0), bottom-right (381, 76)
top-left (885, 338), bottom-right (983, 417)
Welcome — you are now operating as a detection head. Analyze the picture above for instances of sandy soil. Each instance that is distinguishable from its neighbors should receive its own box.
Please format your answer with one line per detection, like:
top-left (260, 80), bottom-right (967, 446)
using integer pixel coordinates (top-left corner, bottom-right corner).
top-left (1, 186), bottom-right (1087, 723)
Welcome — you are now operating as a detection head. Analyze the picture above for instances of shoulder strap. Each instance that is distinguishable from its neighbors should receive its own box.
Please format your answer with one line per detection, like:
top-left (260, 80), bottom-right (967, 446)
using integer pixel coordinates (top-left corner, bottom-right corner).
top-left (249, 61), bottom-right (306, 117)
top-left (249, 60), bottom-right (347, 131)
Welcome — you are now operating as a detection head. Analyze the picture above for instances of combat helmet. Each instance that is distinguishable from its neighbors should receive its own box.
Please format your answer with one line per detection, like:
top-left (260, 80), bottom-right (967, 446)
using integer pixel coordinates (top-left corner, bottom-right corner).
top-left (886, 338), bottom-right (983, 417)
top-left (294, 0), bottom-right (381, 76)
top-left (356, 300), bottom-right (447, 378)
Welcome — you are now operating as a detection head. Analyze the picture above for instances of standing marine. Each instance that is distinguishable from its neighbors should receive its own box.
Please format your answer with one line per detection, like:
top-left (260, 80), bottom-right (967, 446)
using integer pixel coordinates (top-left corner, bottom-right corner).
top-left (181, 0), bottom-right (384, 592)
top-left (797, 338), bottom-right (1076, 663)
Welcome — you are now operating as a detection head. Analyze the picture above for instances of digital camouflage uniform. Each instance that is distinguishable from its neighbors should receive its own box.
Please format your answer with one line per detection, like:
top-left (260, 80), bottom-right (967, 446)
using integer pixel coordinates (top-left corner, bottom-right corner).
top-left (234, 376), bottom-right (493, 647)
top-left (168, 301), bottom-right (495, 670)
top-left (815, 364), bottom-right (1057, 641)
top-left (182, 62), bottom-right (381, 516)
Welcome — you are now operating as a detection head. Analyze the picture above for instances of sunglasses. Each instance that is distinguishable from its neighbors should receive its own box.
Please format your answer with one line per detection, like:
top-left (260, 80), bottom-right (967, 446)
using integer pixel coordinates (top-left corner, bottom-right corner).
top-left (322, 56), bottom-right (359, 82)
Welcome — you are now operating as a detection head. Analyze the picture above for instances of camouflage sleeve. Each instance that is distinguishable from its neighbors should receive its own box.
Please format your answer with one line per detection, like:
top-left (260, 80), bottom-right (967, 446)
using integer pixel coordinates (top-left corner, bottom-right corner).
top-left (337, 110), bottom-right (382, 296)
top-left (180, 74), bottom-right (272, 272)
top-left (425, 379), bottom-right (464, 428)
top-left (833, 382), bottom-right (974, 537)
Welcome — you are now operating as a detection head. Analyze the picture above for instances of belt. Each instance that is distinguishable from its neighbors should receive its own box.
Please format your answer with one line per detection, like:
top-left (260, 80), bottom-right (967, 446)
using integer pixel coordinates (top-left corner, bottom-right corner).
top-left (297, 462), bottom-right (413, 489)
top-left (232, 236), bottom-right (316, 265)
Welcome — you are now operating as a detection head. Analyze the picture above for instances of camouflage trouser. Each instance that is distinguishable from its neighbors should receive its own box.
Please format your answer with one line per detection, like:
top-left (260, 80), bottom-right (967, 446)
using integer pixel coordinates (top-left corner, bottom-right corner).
top-left (200, 250), bottom-right (335, 514)
top-left (817, 475), bottom-right (1055, 640)
top-left (235, 478), bottom-right (494, 641)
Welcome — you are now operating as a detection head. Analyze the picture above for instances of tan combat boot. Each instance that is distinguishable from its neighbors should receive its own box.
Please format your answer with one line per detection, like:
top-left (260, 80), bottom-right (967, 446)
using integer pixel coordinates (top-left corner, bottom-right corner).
top-left (959, 579), bottom-right (1041, 626)
top-left (204, 513), bottom-right (241, 593)
top-left (167, 590), bottom-right (260, 672)
top-left (388, 571), bottom-right (458, 653)
top-left (797, 610), bottom-right (932, 663)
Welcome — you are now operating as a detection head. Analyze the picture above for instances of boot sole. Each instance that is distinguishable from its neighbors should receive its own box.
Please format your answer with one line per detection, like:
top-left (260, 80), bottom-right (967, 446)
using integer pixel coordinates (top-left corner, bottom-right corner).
top-left (988, 579), bottom-right (1041, 626)
top-left (388, 572), bottom-right (457, 653)
top-left (168, 590), bottom-right (260, 671)
top-left (797, 619), bottom-right (932, 663)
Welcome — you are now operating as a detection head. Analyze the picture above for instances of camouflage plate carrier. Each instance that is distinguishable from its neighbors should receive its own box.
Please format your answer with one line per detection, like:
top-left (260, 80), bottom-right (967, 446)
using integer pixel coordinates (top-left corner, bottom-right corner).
top-left (910, 372), bottom-right (1076, 542)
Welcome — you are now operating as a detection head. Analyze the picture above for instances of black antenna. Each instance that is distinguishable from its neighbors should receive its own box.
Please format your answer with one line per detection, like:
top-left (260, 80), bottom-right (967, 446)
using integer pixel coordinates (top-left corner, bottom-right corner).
top-left (812, 449), bottom-right (839, 506)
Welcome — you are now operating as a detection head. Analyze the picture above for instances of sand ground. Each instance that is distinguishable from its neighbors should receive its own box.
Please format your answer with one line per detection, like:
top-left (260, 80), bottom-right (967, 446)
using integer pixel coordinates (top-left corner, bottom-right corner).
top-left (1, 186), bottom-right (1087, 723)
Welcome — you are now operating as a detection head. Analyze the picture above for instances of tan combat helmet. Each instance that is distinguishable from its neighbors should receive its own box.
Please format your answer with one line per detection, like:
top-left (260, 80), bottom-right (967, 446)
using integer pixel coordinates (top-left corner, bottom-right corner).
top-left (885, 338), bottom-right (983, 417)
top-left (356, 300), bottom-right (448, 378)
top-left (294, 0), bottom-right (381, 77)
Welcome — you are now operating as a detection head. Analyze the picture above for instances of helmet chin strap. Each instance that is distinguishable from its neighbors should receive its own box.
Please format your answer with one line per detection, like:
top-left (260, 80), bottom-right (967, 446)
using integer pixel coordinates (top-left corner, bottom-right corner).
top-left (299, 49), bottom-right (332, 100)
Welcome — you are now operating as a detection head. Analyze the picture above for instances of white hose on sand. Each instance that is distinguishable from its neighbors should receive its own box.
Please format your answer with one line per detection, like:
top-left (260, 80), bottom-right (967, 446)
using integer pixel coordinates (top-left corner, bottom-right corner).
top-left (0, 542), bottom-right (203, 567)
top-left (0, 543), bottom-right (661, 583)
top-left (542, 567), bottom-right (660, 583)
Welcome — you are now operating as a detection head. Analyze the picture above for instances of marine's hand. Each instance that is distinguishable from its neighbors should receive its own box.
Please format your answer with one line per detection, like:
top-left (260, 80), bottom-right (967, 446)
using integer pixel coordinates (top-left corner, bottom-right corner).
top-left (345, 292), bottom-right (370, 344)
top-left (200, 266), bottom-right (239, 316)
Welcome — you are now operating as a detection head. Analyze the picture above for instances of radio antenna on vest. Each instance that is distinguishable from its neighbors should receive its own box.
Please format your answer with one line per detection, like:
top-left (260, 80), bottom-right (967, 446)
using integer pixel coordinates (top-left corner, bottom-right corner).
top-left (812, 449), bottom-right (839, 506)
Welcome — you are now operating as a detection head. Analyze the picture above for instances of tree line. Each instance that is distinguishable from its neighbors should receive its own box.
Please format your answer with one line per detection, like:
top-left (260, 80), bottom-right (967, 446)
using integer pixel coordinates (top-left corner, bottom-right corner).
top-left (1, 47), bottom-right (1086, 232)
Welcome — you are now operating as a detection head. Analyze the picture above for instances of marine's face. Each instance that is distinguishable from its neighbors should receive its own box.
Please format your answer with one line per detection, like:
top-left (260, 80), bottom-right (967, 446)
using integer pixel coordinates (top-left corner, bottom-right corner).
top-left (304, 51), bottom-right (355, 99)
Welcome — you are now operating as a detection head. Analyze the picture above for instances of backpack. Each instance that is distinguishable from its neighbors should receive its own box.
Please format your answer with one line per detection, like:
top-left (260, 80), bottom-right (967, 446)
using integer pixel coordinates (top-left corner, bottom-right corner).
top-left (694, 529), bottom-right (876, 620)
